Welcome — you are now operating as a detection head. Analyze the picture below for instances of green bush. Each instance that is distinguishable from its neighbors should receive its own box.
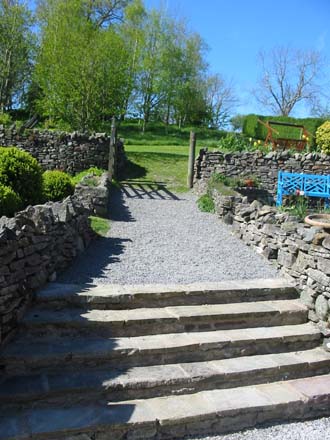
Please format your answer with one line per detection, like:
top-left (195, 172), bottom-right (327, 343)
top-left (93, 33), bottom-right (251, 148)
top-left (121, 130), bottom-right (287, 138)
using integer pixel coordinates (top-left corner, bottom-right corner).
top-left (0, 147), bottom-right (43, 205)
top-left (0, 112), bottom-right (12, 126)
top-left (316, 121), bottom-right (330, 154)
top-left (0, 184), bottom-right (22, 217)
top-left (42, 170), bottom-right (74, 202)
top-left (71, 167), bottom-right (105, 185)
top-left (218, 133), bottom-right (250, 152)
top-left (197, 194), bottom-right (215, 213)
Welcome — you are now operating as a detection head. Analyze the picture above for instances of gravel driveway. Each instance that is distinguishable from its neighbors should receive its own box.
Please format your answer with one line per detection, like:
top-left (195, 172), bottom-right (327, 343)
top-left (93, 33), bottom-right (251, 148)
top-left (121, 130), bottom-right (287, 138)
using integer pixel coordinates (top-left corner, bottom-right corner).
top-left (59, 183), bottom-right (278, 285)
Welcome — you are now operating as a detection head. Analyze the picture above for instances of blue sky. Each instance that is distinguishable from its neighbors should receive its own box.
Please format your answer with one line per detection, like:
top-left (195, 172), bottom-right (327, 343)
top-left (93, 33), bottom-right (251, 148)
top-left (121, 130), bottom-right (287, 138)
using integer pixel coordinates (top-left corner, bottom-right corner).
top-left (145, 0), bottom-right (330, 116)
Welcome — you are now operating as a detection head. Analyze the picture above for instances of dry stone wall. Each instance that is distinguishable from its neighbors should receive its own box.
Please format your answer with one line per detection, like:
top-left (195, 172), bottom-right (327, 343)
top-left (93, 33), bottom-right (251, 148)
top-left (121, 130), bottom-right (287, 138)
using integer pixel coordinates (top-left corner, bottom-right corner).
top-left (0, 175), bottom-right (110, 347)
top-left (194, 149), bottom-right (330, 198)
top-left (212, 189), bottom-right (330, 338)
top-left (0, 126), bottom-right (126, 176)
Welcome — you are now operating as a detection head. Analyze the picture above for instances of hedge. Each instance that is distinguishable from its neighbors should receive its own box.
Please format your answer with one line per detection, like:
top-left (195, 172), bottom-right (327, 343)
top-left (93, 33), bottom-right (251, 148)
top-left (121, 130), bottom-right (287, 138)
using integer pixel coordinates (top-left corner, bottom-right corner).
top-left (242, 114), bottom-right (326, 148)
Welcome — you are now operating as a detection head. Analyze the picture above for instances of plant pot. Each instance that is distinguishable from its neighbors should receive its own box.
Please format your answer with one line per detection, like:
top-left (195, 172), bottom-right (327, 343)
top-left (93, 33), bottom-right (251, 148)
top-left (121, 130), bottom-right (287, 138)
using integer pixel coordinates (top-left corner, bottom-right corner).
top-left (304, 214), bottom-right (330, 229)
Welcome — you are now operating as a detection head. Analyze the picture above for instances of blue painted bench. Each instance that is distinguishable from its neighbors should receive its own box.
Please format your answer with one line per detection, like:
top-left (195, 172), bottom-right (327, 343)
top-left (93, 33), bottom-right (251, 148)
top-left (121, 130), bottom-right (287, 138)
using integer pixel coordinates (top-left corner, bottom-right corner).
top-left (276, 171), bottom-right (330, 208)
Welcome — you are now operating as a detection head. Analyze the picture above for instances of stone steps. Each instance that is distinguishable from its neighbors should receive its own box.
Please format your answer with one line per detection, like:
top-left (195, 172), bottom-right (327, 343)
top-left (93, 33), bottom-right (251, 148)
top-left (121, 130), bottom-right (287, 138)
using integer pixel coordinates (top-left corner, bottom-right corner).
top-left (1, 348), bottom-right (330, 407)
top-left (1, 323), bottom-right (320, 375)
top-left (35, 278), bottom-right (298, 309)
top-left (21, 299), bottom-right (307, 338)
top-left (1, 279), bottom-right (329, 439)
top-left (1, 374), bottom-right (330, 440)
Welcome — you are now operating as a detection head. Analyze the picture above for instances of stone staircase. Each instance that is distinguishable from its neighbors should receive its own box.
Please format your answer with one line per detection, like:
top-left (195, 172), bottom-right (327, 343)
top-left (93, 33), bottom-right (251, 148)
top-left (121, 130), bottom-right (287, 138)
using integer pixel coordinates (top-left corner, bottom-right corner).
top-left (1, 278), bottom-right (330, 440)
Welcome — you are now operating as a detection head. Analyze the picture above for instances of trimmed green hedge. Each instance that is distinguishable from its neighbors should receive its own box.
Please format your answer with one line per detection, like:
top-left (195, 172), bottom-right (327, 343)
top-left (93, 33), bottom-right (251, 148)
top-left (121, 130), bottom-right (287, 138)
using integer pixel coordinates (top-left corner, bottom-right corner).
top-left (0, 147), bottom-right (43, 205)
top-left (242, 114), bottom-right (326, 148)
top-left (0, 184), bottom-right (22, 217)
top-left (42, 170), bottom-right (74, 202)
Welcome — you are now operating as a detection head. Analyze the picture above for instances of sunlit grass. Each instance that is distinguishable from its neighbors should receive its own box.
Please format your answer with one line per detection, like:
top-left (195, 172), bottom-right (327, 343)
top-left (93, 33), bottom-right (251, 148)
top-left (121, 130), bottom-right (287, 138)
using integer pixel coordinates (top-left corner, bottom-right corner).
top-left (90, 216), bottom-right (110, 237)
top-left (123, 144), bottom-right (190, 193)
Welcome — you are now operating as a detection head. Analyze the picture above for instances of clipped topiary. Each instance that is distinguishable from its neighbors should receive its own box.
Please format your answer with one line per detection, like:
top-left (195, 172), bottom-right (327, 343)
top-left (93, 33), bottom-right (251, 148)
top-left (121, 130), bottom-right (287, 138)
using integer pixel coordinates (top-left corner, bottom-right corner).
top-left (42, 170), bottom-right (74, 202)
top-left (0, 183), bottom-right (22, 217)
top-left (0, 147), bottom-right (43, 205)
top-left (316, 121), bottom-right (330, 154)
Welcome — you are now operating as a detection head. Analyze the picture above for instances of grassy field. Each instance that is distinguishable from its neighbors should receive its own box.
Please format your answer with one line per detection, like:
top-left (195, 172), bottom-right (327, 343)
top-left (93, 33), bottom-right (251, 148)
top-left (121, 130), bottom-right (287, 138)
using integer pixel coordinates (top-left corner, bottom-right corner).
top-left (117, 122), bottom-right (227, 193)
top-left (118, 121), bottom-right (226, 147)
top-left (123, 144), bottom-right (190, 193)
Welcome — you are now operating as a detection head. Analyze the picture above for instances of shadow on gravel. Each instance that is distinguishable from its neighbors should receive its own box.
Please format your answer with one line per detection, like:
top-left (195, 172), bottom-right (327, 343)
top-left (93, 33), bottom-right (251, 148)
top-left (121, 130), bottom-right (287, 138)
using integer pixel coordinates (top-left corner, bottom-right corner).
top-left (120, 180), bottom-right (180, 201)
top-left (108, 186), bottom-right (135, 222)
top-left (57, 235), bottom-right (132, 285)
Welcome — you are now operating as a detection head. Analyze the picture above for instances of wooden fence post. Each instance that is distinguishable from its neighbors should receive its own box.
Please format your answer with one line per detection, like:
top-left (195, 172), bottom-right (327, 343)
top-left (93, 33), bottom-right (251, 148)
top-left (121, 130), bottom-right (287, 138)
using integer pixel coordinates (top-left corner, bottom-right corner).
top-left (108, 116), bottom-right (116, 181)
top-left (187, 131), bottom-right (196, 188)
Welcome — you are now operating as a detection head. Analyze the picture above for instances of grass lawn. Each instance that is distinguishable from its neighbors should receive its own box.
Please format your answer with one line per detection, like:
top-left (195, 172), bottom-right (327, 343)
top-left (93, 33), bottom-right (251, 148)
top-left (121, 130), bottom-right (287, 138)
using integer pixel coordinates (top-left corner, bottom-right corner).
top-left (90, 216), bottom-right (111, 237)
top-left (122, 144), bottom-right (190, 193)
top-left (118, 122), bottom-right (225, 193)
top-left (118, 121), bottom-right (226, 147)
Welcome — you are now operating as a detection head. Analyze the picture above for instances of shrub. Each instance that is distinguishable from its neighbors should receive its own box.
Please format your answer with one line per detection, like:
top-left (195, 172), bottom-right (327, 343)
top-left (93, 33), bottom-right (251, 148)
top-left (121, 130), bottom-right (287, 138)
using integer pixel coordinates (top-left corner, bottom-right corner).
top-left (0, 147), bottom-right (43, 205)
top-left (71, 167), bottom-right (104, 185)
top-left (0, 184), bottom-right (22, 217)
top-left (316, 121), bottom-right (330, 154)
top-left (197, 194), bottom-right (215, 213)
top-left (218, 133), bottom-right (250, 152)
top-left (0, 112), bottom-right (12, 126)
top-left (42, 170), bottom-right (74, 202)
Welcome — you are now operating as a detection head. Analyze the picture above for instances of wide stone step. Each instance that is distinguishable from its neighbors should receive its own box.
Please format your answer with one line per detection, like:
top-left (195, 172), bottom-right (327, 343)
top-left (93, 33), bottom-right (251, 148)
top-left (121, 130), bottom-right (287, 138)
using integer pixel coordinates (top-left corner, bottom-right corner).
top-left (1, 323), bottom-right (320, 375)
top-left (1, 348), bottom-right (329, 407)
top-left (1, 374), bottom-right (330, 440)
top-left (35, 278), bottom-right (298, 309)
top-left (21, 300), bottom-right (307, 337)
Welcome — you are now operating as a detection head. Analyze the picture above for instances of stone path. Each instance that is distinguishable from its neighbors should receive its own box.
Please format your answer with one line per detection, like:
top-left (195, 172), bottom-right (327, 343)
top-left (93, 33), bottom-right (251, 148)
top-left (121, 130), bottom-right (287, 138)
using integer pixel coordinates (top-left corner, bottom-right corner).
top-left (59, 184), bottom-right (278, 285)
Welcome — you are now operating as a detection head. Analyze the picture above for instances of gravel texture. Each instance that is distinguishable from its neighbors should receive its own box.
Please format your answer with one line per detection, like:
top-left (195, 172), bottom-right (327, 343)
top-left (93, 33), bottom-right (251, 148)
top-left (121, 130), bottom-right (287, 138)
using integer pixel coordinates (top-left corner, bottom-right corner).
top-left (187, 416), bottom-right (330, 440)
top-left (59, 184), bottom-right (278, 285)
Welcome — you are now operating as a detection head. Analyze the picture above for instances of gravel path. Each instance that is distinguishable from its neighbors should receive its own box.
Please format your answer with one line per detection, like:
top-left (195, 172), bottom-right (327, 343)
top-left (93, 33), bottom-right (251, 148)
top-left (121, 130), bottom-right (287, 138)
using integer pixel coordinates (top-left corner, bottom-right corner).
top-left (187, 416), bottom-right (330, 440)
top-left (59, 183), bottom-right (278, 285)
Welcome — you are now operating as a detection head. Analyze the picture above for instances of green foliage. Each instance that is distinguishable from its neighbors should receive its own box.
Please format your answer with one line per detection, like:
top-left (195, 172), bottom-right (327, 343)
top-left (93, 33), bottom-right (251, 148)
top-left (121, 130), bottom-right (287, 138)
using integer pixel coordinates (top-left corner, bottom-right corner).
top-left (218, 133), bottom-right (250, 152)
top-left (0, 184), bottom-right (22, 217)
top-left (207, 173), bottom-right (237, 197)
top-left (0, 147), bottom-right (43, 205)
top-left (0, 1), bottom-right (35, 111)
top-left (230, 114), bottom-right (245, 132)
top-left (243, 114), bottom-right (325, 148)
top-left (280, 196), bottom-right (308, 220)
top-left (197, 194), bottom-right (215, 213)
top-left (35, 0), bottom-right (130, 131)
top-left (90, 216), bottom-right (111, 237)
top-left (42, 170), bottom-right (74, 202)
top-left (71, 167), bottom-right (105, 185)
top-left (0, 112), bottom-right (11, 126)
top-left (316, 121), bottom-right (330, 154)
top-left (119, 120), bottom-right (226, 146)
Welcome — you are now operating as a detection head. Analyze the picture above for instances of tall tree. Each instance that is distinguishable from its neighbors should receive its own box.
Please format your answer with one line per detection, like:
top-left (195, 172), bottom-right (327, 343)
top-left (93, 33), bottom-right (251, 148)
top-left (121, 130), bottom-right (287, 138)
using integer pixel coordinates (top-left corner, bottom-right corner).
top-left (35, 0), bottom-right (130, 130)
top-left (204, 74), bottom-right (237, 128)
top-left (0, 0), bottom-right (35, 112)
top-left (254, 46), bottom-right (324, 116)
